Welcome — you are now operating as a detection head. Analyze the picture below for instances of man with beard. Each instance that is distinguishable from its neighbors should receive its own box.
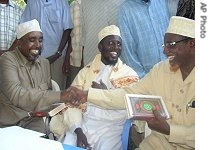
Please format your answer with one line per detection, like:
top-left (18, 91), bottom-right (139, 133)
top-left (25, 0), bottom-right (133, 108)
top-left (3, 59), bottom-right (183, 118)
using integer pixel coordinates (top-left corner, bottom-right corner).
top-left (0, 19), bottom-right (82, 133)
top-left (69, 16), bottom-right (195, 150)
top-left (50, 25), bottom-right (142, 149)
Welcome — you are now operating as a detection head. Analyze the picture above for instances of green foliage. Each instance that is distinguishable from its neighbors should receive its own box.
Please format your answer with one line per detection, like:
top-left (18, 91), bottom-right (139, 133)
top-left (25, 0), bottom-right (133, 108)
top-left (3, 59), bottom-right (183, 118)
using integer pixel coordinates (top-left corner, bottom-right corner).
top-left (68, 0), bottom-right (74, 5)
top-left (12, 0), bottom-right (26, 9)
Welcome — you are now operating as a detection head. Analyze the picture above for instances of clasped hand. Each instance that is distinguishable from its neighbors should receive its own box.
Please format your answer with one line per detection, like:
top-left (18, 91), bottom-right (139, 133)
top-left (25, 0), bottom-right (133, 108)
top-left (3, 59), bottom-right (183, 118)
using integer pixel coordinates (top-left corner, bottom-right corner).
top-left (61, 86), bottom-right (87, 106)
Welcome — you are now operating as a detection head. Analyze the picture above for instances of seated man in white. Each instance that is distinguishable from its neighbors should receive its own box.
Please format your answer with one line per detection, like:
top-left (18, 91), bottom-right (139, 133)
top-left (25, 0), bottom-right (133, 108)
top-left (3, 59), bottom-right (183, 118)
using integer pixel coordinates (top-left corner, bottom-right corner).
top-left (50, 25), bottom-right (145, 150)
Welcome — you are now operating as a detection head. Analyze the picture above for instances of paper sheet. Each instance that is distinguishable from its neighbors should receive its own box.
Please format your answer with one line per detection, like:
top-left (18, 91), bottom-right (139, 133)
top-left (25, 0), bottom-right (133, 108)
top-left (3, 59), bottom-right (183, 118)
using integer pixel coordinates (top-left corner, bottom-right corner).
top-left (0, 126), bottom-right (64, 150)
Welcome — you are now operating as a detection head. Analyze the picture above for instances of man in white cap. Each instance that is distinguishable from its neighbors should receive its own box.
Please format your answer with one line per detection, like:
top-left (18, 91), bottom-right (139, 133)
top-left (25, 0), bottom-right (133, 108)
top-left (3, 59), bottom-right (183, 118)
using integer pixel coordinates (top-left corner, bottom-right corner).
top-left (0, 19), bottom-right (84, 133)
top-left (50, 25), bottom-right (142, 149)
top-left (69, 16), bottom-right (195, 149)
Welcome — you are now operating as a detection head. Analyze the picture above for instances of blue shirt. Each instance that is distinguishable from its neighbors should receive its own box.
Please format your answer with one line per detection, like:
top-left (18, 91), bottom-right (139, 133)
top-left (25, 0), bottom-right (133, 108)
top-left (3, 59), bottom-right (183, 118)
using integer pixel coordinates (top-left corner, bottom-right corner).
top-left (118, 0), bottom-right (169, 78)
top-left (20, 0), bottom-right (73, 57)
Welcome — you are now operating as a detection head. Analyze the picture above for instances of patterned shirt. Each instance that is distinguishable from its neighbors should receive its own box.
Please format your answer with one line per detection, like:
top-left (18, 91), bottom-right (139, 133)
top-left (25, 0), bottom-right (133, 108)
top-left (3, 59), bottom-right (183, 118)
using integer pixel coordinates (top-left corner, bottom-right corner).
top-left (0, 0), bottom-right (23, 50)
top-left (118, 0), bottom-right (169, 78)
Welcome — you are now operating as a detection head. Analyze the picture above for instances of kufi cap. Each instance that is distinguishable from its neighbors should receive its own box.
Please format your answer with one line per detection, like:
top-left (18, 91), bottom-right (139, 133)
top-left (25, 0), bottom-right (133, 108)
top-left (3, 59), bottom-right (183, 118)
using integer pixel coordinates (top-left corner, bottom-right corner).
top-left (166, 16), bottom-right (195, 38)
top-left (98, 25), bottom-right (121, 42)
top-left (17, 19), bottom-right (42, 39)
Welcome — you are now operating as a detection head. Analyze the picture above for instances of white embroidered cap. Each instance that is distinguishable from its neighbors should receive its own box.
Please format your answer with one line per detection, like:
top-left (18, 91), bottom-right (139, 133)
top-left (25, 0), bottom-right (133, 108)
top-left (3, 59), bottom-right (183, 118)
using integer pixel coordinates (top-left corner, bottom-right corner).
top-left (166, 16), bottom-right (195, 38)
top-left (98, 25), bottom-right (121, 42)
top-left (17, 19), bottom-right (42, 39)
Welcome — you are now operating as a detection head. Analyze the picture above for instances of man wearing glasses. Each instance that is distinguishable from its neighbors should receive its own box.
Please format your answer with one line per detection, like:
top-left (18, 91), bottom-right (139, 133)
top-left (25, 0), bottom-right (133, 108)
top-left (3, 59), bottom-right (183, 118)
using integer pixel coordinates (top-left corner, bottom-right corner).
top-left (69, 16), bottom-right (195, 150)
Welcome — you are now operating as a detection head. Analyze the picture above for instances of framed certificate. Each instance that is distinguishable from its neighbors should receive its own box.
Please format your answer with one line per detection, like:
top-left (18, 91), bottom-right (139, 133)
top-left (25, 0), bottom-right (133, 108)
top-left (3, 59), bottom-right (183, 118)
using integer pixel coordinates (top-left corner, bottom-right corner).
top-left (125, 94), bottom-right (170, 120)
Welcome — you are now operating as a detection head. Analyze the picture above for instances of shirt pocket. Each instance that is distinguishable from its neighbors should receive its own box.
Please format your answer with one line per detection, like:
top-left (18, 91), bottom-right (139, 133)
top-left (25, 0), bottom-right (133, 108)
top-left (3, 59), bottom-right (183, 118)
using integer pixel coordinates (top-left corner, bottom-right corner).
top-left (47, 9), bottom-right (61, 23)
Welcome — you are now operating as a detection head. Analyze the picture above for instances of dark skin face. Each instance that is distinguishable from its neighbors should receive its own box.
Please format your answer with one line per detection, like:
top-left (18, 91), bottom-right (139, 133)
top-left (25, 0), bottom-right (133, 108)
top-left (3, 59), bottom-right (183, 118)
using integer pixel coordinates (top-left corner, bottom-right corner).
top-left (163, 33), bottom-right (195, 80)
top-left (98, 35), bottom-right (122, 65)
top-left (18, 31), bottom-right (43, 62)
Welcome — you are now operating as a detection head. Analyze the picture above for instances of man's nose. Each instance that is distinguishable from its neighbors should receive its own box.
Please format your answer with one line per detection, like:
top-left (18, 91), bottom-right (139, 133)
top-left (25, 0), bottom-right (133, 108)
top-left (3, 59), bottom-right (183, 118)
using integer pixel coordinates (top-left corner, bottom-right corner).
top-left (163, 46), bottom-right (170, 55)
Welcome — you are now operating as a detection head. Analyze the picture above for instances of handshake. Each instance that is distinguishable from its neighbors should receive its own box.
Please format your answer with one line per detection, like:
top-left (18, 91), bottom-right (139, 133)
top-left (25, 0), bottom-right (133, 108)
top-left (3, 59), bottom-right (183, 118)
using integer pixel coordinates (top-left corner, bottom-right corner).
top-left (60, 86), bottom-right (88, 106)
top-left (60, 80), bottom-right (107, 106)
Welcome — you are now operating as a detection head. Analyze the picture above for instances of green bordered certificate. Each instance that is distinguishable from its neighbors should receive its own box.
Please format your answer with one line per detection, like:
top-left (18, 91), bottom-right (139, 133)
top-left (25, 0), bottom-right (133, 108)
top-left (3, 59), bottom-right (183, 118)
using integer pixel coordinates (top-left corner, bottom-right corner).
top-left (125, 94), bottom-right (170, 120)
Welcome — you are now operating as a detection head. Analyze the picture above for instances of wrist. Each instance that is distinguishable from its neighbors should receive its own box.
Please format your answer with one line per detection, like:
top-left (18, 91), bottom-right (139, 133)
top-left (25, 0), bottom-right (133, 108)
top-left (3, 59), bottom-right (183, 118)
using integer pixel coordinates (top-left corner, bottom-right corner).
top-left (74, 128), bottom-right (83, 135)
top-left (55, 51), bottom-right (62, 57)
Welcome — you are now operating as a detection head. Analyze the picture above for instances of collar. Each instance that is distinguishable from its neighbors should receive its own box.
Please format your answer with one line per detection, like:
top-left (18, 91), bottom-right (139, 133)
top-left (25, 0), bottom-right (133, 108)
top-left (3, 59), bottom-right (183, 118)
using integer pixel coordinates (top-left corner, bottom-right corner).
top-left (133, 0), bottom-right (151, 4)
top-left (16, 48), bottom-right (41, 67)
top-left (91, 54), bottom-right (123, 73)
top-left (8, 0), bottom-right (15, 8)
top-left (163, 60), bottom-right (195, 84)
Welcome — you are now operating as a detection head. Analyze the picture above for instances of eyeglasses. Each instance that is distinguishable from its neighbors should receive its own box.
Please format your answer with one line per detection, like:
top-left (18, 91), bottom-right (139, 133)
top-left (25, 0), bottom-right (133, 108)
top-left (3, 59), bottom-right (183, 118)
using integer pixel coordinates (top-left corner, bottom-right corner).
top-left (162, 38), bottom-right (190, 49)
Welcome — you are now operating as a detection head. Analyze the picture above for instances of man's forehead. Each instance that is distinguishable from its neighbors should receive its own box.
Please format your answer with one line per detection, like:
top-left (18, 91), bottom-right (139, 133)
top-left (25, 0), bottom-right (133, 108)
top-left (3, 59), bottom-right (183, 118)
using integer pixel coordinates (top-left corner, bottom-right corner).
top-left (24, 31), bottom-right (43, 38)
top-left (104, 35), bottom-right (121, 41)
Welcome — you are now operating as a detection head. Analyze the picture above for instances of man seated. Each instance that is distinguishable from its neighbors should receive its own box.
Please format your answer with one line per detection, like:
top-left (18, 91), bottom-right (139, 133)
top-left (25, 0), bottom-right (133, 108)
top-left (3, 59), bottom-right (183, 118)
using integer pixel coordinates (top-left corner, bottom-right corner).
top-left (68, 16), bottom-right (195, 150)
top-left (0, 19), bottom-right (80, 133)
top-left (50, 25), bottom-right (144, 149)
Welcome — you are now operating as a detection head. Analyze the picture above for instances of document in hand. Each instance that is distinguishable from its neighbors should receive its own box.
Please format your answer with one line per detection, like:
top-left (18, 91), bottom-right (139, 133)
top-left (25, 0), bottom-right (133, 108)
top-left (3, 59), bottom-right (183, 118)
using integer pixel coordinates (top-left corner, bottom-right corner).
top-left (28, 103), bottom-right (68, 117)
top-left (48, 103), bottom-right (67, 117)
top-left (125, 94), bottom-right (170, 120)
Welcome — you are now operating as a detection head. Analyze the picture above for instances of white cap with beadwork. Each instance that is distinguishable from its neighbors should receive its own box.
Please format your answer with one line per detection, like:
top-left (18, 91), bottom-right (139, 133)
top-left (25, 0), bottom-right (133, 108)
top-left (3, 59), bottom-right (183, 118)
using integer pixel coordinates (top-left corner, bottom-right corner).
top-left (17, 19), bottom-right (42, 39)
top-left (98, 25), bottom-right (121, 42)
top-left (166, 16), bottom-right (195, 38)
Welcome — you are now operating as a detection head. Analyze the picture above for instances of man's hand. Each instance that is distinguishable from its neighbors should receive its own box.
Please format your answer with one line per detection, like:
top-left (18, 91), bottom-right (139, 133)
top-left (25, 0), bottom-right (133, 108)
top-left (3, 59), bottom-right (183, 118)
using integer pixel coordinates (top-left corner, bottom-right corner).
top-left (130, 125), bottom-right (145, 147)
top-left (91, 80), bottom-right (107, 89)
top-left (146, 109), bottom-right (170, 135)
top-left (75, 128), bottom-right (91, 149)
top-left (60, 86), bottom-right (87, 106)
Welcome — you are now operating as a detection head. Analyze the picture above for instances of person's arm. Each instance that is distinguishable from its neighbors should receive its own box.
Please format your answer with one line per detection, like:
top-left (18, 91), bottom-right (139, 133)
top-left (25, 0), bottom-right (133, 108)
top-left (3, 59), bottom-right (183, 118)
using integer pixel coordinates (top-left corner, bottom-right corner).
top-left (47, 29), bottom-right (71, 64)
top-left (146, 109), bottom-right (194, 148)
top-left (62, 35), bottom-right (72, 76)
top-left (0, 53), bottom-right (79, 111)
top-left (0, 54), bottom-right (60, 111)
top-left (74, 128), bottom-right (91, 149)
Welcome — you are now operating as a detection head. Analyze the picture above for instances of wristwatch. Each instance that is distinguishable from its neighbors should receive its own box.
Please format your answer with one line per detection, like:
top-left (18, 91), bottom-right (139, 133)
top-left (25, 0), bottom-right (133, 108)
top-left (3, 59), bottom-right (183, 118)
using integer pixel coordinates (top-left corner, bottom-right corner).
top-left (56, 51), bottom-right (62, 56)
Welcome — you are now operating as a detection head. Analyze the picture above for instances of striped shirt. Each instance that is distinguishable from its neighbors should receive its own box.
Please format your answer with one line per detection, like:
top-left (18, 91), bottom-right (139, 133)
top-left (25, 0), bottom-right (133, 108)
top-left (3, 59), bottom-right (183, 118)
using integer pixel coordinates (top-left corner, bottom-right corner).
top-left (0, 0), bottom-right (23, 50)
top-left (81, 0), bottom-right (125, 65)
top-left (118, 0), bottom-right (169, 78)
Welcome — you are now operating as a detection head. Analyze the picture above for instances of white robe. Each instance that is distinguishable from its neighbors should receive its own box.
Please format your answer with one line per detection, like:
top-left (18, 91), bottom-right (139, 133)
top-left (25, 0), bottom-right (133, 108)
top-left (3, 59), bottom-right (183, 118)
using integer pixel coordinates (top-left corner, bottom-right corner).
top-left (62, 54), bottom-right (139, 150)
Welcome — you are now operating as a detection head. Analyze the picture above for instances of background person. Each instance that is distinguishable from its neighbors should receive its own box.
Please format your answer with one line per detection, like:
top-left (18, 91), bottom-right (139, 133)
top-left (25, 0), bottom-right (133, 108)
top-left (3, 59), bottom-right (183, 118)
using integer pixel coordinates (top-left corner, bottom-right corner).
top-left (65, 0), bottom-right (126, 88)
top-left (20, 0), bottom-right (73, 90)
top-left (117, 0), bottom-right (169, 78)
top-left (0, 0), bottom-right (23, 56)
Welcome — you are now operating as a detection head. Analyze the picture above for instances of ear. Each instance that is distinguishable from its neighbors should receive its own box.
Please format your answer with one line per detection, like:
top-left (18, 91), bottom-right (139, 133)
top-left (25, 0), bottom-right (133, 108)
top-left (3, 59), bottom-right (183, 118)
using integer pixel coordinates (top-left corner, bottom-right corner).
top-left (98, 43), bottom-right (102, 52)
top-left (189, 39), bottom-right (195, 55)
top-left (189, 39), bottom-right (195, 47)
top-left (16, 39), bottom-right (21, 47)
